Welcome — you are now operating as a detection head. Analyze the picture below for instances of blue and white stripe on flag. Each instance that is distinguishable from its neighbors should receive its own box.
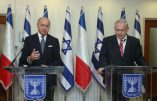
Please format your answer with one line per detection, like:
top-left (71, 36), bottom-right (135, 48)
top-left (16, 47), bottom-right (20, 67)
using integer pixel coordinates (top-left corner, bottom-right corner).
top-left (134, 10), bottom-right (141, 39)
top-left (43, 5), bottom-right (48, 18)
top-left (60, 7), bottom-right (74, 92)
top-left (23, 5), bottom-right (31, 41)
top-left (91, 7), bottom-right (106, 89)
top-left (19, 5), bottom-right (31, 93)
top-left (120, 7), bottom-right (126, 19)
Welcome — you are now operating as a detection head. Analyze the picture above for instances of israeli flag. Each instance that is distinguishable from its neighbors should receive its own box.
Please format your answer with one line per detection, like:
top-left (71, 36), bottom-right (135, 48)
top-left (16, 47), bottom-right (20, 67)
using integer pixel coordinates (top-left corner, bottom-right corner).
top-left (23, 5), bottom-right (31, 41)
top-left (43, 5), bottom-right (48, 18)
top-left (91, 7), bottom-right (106, 89)
top-left (60, 7), bottom-right (74, 92)
top-left (19, 5), bottom-right (31, 92)
top-left (134, 10), bottom-right (141, 39)
top-left (120, 7), bottom-right (126, 19)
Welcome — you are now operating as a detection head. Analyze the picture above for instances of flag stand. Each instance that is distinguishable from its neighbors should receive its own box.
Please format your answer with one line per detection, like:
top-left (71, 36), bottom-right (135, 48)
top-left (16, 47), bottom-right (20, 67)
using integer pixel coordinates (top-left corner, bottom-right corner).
top-left (7, 89), bottom-right (9, 101)
top-left (64, 91), bottom-right (67, 101)
top-left (7, 86), bottom-right (12, 101)
top-left (83, 93), bottom-right (85, 101)
top-left (99, 88), bottom-right (102, 101)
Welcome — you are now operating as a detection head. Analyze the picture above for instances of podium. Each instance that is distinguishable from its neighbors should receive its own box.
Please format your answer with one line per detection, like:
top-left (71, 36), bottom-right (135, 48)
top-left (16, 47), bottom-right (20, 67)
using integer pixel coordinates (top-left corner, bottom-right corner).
top-left (5, 66), bottom-right (64, 101)
top-left (105, 66), bottom-right (157, 101)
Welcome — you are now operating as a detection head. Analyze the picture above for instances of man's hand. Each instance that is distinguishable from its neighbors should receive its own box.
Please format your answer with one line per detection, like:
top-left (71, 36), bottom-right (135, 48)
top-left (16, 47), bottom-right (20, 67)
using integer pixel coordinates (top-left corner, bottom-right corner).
top-left (27, 49), bottom-right (40, 61)
top-left (97, 67), bottom-right (105, 74)
top-left (41, 64), bottom-right (48, 67)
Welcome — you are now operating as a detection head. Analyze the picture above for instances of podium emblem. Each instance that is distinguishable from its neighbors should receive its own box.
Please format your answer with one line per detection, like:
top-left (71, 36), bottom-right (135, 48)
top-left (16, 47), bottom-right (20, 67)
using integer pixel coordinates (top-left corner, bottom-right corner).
top-left (24, 75), bottom-right (46, 100)
top-left (122, 74), bottom-right (142, 98)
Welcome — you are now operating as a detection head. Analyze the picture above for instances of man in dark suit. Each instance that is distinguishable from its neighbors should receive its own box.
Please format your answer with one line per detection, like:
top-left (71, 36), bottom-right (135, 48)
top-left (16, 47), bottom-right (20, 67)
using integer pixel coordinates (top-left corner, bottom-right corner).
top-left (97, 19), bottom-right (145, 101)
top-left (19, 17), bottom-right (62, 101)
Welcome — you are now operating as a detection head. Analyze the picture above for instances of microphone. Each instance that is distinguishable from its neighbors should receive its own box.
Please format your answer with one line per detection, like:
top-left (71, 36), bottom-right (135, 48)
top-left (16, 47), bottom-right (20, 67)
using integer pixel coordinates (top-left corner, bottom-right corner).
top-left (9, 47), bottom-right (23, 66)
top-left (10, 36), bottom-right (34, 66)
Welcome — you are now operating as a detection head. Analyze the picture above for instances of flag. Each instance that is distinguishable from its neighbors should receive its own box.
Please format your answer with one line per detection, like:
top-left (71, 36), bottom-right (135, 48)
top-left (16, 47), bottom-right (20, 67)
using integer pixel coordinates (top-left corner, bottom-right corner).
top-left (60, 7), bottom-right (74, 92)
top-left (23, 5), bottom-right (31, 41)
top-left (75, 7), bottom-right (91, 92)
top-left (43, 5), bottom-right (48, 18)
top-left (134, 10), bottom-right (145, 93)
top-left (134, 10), bottom-right (141, 39)
top-left (19, 5), bottom-right (31, 66)
top-left (120, 7), bottom-right (126, 19)
top-left (91, 7), bottom-right (106, 89)
top-left (19, 5), bottom-right (31, 92)
top-left (0, 4), bottom-right (15, 90)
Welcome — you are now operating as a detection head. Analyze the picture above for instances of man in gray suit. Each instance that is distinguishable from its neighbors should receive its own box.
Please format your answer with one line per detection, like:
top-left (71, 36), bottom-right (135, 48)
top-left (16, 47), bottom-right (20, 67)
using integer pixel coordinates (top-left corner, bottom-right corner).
top-left (98, 19), bottom-right (145, 101)
top-left (19, 17), bottom-right (63, 101)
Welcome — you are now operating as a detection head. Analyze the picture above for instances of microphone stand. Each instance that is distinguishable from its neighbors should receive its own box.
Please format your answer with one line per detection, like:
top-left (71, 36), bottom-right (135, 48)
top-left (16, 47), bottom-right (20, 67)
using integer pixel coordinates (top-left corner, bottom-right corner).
top-left (9, 48), bottom-right (22, 66)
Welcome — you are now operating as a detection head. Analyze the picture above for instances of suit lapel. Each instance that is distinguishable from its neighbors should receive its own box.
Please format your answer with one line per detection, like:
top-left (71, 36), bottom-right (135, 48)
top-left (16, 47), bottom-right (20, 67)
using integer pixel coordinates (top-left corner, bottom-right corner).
top-left (43, 35), bottom-right (50, 55)
top-left (123, 36), bottom-right (130, 58)
top-left (113, 35), bottom-right (122, 57)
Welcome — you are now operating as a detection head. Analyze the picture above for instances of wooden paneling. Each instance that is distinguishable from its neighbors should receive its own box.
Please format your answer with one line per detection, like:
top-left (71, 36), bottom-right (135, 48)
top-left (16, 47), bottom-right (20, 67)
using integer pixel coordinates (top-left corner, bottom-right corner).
top-left (0, 15), bottom-right (6, 24)
top-left (0, 14), bottom-right (7, 101)
top-left (0, 84), bottom-right (7, 101)
top-left (144, 19), bottom-right (157, 98)
top-left (144, 19), bottom-right (157, 65)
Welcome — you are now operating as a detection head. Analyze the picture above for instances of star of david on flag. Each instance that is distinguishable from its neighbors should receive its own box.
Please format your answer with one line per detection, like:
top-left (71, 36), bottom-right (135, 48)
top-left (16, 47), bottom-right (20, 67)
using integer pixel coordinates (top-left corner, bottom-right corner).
top-left (60, 7), bottom-right (74, 92)
top-left (91, 7), bottom-right (106, 89)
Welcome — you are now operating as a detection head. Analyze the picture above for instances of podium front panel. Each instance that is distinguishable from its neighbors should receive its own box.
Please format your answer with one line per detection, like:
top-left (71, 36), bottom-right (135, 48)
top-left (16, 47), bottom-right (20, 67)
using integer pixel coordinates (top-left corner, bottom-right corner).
top-left (105, 66), bottom-right (157, 101)
top-left (4, 66), bottom-right (64, 101)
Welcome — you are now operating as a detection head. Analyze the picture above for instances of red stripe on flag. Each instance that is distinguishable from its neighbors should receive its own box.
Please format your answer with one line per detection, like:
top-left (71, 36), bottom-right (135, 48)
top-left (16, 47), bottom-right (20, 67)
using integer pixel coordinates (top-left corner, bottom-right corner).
top-left (0, 54), bottom-right (13, 90)
top-left (76, 56), bottom-right (91, 91)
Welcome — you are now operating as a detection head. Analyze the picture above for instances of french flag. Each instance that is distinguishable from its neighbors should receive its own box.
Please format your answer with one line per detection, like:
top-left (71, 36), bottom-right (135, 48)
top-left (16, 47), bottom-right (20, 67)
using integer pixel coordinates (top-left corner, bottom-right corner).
top-left (75, 7), bottom-right (91, 92)
top-left (0, 4), bottom-right (15, 90)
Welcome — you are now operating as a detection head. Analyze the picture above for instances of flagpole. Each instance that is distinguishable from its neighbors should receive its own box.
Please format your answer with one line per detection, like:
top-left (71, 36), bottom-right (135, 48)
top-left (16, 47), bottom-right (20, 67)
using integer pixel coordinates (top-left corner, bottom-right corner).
top-left (99, 88), bottom-right (101, 101)
top-left (7, 89), bottom-right (9, 101)
top-left (64, 91), bottom-right (67, 101)
top-left (83, 92), bottom-right (85, 101)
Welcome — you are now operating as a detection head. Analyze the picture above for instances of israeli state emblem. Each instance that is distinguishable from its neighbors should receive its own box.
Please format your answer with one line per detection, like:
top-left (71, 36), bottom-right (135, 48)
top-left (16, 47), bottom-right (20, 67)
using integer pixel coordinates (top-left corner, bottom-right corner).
top-left (24, 75), bottom-right (46, 100)
top-left (122, 74), bottom-right (143, 98)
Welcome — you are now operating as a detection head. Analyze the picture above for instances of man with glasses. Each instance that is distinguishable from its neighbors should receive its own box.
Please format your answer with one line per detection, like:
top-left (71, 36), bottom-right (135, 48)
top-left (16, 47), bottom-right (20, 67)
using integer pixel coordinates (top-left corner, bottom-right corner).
top-left (19, 17), bottom-right (63, 101)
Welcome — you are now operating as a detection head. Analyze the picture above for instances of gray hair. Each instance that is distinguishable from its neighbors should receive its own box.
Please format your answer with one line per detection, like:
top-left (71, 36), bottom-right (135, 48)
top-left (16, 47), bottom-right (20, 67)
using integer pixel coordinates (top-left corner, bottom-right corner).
top-left (37, 17), bottom-right (51, 26)
top-left (114, 19), bottom-right (129, 29)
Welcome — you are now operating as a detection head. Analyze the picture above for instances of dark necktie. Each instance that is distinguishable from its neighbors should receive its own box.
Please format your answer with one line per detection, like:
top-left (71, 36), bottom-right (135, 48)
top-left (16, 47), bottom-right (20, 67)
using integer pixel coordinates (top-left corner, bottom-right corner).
top-left (41, 35), bottom-right (45, 53)
top-left (119, 40), bottom-right (124, 57)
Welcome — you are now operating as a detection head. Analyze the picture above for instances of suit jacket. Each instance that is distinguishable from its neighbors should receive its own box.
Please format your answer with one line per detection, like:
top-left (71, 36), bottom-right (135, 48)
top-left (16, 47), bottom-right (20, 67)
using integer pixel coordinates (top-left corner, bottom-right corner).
top-left (99, 34), bottom-right (145, 67)
top-left (19, 33), bottom-right (62, 86)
